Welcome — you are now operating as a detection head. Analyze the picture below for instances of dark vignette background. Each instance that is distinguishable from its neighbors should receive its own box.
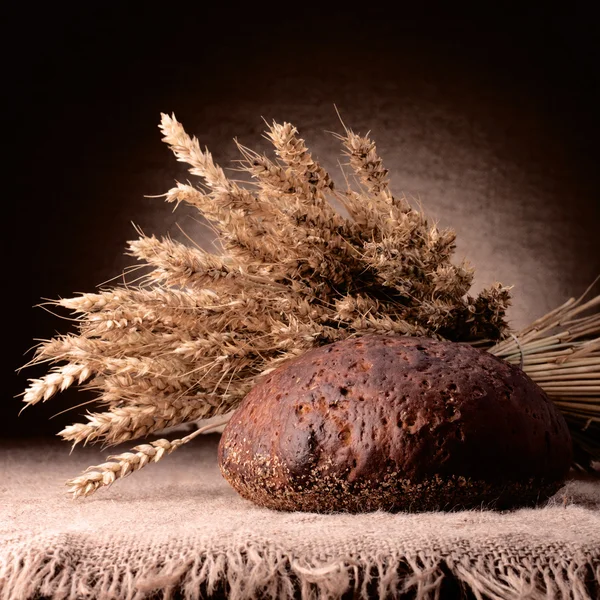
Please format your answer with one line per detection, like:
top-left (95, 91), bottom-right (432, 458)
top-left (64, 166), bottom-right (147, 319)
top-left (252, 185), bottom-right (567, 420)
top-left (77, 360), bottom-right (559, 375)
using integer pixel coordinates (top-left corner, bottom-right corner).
top-left (5, 7), bottom-right (599, 437)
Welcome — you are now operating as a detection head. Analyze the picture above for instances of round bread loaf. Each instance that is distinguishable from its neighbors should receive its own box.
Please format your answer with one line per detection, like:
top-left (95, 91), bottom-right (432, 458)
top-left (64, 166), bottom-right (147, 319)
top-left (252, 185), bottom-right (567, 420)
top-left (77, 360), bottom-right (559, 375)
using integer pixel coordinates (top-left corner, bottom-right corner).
top-left (218, 335), bottom-right (572, 512)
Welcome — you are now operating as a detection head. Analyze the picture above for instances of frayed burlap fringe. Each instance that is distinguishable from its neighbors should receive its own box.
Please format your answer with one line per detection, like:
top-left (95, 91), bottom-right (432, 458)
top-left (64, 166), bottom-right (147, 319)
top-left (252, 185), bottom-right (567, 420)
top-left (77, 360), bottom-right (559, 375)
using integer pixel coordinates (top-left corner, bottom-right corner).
top-left (2, 533), bottom-right (598, 600)
top-left (3, 439), bottom-right (599, 600)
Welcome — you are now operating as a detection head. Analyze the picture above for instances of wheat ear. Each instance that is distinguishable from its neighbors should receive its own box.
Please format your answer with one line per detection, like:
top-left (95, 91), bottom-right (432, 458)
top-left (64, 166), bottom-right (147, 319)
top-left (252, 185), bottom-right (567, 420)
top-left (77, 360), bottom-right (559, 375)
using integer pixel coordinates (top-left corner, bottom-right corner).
top-left (66, 418), bottom-right (231, 498)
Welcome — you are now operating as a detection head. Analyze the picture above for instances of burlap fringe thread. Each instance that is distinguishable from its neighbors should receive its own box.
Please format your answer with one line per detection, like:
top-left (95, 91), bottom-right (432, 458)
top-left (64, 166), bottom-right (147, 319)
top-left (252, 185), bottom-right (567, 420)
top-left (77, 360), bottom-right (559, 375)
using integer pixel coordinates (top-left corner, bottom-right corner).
top-left (2, 537), bottom-right (598, 600)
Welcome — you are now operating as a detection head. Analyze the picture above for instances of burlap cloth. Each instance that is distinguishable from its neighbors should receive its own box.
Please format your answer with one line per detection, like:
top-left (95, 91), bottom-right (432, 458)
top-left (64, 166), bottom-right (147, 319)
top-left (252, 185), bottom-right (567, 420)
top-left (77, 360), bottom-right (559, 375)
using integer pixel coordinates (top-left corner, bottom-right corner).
top-left (1, 436), bottom-right (599, 600)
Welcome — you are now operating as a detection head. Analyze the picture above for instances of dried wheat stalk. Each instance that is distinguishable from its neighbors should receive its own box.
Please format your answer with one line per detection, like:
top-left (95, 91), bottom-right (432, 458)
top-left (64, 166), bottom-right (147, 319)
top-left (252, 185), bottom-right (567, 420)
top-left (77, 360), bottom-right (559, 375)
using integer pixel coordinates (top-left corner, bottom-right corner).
top-left (489, 288), bottom-right (600, 468)
top-left (24, 112), bottom-right (596, 498)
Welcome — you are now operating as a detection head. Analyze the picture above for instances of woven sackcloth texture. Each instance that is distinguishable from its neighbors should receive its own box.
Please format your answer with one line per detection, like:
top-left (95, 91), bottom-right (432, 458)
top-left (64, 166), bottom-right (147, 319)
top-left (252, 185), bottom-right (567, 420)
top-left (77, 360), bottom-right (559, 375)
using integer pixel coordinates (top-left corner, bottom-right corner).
top-left (1, 436), bottom-right (599, 600)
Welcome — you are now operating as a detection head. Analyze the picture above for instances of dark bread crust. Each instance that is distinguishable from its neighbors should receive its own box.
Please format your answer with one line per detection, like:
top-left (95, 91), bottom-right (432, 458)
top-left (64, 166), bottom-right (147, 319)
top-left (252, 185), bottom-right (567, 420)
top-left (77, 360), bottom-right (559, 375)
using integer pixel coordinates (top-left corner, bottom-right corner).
top-left (218, 335), bottom-right (572, 512)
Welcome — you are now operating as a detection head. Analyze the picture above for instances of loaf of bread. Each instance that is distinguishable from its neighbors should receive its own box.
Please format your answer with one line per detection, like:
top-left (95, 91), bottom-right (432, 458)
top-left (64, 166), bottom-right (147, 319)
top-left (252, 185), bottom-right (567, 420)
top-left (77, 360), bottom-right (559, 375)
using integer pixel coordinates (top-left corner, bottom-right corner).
top-left (218, 335), bottom-right (572, 512)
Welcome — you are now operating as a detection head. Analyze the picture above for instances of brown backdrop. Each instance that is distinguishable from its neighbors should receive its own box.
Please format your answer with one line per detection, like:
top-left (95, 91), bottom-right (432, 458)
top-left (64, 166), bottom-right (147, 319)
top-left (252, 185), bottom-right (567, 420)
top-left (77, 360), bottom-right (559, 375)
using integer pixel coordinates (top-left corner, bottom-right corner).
top-left (6, 9), bottom-right (599, 436)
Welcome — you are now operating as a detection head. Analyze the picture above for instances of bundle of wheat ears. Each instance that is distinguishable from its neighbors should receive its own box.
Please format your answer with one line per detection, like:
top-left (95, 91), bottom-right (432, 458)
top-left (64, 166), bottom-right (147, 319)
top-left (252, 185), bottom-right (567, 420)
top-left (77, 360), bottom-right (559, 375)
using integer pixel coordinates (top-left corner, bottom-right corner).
top-left (20, 113), bottom-right (599, 498)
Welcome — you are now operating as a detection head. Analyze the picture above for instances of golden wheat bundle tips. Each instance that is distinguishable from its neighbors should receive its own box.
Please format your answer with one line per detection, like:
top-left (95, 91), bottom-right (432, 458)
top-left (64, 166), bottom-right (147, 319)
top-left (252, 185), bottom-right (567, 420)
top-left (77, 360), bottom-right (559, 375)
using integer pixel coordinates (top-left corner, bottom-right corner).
top-left (20, 114), bottom-right (599, 498)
